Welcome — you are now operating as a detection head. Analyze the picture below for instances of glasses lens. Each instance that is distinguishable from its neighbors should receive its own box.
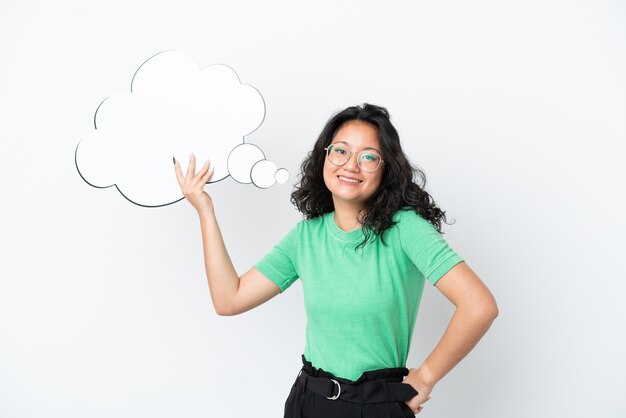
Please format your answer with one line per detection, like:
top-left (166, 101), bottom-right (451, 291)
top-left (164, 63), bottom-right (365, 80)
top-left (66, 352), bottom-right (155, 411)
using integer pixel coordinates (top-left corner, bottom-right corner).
top-left (328, 145), bottom-right (350, 166)
top-left (358, 151), bottom-right (382, 172)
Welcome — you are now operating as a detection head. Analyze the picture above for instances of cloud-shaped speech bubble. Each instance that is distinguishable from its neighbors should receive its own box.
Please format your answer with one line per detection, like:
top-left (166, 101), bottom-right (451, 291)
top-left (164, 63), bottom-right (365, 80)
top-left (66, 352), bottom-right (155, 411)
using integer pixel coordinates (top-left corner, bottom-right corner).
top-left (75, 51), bottom-right (289, 207)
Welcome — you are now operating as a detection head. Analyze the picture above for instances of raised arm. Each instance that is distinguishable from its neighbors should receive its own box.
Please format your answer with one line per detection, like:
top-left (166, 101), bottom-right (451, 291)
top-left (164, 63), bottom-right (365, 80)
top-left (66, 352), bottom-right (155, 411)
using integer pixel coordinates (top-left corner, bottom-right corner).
top-left (174, 154), bottom-right (280, 316)
top-left (403, 261), bottom-right (498, 414)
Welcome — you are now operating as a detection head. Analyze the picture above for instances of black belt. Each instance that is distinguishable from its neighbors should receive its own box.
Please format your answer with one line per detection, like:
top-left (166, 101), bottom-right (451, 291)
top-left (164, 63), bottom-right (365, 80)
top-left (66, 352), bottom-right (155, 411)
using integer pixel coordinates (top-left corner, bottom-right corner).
top-left (296, 367), bottom-right (418, 404)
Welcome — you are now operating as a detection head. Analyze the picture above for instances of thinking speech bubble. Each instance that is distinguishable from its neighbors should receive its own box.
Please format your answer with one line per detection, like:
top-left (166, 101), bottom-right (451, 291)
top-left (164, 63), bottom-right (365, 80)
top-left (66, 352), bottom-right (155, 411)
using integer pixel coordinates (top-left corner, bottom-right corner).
top-left (75, 51), bottom-right (288, 207)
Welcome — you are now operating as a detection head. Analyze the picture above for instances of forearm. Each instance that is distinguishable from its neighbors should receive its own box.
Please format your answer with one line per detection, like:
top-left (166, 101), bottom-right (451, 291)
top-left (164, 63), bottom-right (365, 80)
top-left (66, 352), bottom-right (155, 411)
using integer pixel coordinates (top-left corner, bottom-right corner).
top-left (417, 305), bottom-right (497, 386)
top-left (198, 209), bottom-right (240, 315)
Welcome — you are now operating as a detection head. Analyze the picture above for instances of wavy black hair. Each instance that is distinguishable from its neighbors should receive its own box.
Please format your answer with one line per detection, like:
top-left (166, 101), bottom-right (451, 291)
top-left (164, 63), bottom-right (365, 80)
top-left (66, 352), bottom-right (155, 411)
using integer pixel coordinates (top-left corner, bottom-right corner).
top-left (290, 103), bottom-right (451, 248)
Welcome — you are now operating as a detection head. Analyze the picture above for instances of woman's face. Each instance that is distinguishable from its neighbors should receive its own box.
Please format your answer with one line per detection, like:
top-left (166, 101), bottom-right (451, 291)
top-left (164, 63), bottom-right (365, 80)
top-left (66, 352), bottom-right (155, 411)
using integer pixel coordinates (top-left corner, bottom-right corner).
top-left (323, 120), bottom-right (384, 210)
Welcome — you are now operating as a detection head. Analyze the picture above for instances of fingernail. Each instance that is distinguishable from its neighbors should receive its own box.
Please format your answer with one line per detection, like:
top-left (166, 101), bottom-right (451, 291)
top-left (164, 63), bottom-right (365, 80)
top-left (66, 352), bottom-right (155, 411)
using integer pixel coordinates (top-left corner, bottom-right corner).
top-left (173, 157), bottom-right (176, 165)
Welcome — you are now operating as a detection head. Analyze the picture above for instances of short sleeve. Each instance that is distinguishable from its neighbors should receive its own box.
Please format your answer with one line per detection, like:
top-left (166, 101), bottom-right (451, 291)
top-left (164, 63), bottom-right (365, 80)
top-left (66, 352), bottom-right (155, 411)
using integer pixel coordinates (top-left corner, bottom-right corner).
top-left (254, 223), bottom-right (300, 293)
top-left (396, 210), bottom-right (464, 285)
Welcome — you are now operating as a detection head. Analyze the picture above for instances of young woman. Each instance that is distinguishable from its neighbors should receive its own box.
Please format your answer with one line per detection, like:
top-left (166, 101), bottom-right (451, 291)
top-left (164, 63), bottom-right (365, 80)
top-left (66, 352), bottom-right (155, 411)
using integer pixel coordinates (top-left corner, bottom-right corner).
top-left (174, 103), bottom-right (498, 417)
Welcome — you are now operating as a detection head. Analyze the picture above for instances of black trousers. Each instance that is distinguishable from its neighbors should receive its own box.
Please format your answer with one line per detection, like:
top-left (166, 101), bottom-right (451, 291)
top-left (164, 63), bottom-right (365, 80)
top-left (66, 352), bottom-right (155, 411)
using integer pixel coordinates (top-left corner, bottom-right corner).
top-left (284, 355), bottom-right (418, 418)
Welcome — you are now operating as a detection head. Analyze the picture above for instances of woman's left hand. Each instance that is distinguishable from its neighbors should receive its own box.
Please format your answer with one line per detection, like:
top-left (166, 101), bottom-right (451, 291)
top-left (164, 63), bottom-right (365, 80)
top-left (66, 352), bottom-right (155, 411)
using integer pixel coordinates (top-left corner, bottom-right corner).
top-left (402, 368), bottom-right (434, 414)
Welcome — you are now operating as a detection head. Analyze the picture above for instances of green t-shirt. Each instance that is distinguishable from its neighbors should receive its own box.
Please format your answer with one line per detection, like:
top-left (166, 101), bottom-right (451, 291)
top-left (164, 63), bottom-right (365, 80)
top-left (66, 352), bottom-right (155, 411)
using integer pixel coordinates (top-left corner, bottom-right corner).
top-left (254, 209), bottom-right (463, 381)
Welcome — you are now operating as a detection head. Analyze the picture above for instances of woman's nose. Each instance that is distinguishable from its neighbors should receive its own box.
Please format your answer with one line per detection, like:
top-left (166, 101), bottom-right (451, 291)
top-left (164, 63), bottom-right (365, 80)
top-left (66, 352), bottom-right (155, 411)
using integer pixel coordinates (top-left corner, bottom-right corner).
top-left (343, 152), bottom-right (360, 171)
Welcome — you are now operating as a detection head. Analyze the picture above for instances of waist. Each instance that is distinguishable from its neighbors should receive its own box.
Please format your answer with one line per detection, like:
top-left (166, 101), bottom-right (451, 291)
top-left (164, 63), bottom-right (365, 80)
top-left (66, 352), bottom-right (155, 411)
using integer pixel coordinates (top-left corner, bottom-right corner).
top-left (295, 355), bottom-right (418, 404)
top-left (301, 354), bottom-right (408, 383)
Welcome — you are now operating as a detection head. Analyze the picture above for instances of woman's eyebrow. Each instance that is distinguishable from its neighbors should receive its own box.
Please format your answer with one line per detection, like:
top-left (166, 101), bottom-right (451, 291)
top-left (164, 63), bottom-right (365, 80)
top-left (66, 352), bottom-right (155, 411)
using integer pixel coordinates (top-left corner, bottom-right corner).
top-left (362, 146), bottom-right (382, 153)
top-left (330, 140), bottom-right (382, 153)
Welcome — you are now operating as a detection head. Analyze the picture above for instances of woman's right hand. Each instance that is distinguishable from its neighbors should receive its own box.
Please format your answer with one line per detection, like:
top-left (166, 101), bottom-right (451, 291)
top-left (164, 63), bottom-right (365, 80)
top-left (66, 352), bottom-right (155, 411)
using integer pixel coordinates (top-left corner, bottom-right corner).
top-left (174, 153), bottom-right (215, 216)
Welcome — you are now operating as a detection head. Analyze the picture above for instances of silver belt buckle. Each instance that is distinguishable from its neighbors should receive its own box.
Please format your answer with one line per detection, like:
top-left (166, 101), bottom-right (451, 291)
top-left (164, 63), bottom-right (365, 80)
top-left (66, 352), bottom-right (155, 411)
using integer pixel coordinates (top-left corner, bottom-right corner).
top-left (326, 379), bottom-right (341, 400)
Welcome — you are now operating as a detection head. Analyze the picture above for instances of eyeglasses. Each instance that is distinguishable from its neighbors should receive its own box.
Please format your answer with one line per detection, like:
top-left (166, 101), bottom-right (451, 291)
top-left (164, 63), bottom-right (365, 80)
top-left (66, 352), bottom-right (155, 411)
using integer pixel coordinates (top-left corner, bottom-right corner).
top-left (324, 144), bottom-right (384, 173)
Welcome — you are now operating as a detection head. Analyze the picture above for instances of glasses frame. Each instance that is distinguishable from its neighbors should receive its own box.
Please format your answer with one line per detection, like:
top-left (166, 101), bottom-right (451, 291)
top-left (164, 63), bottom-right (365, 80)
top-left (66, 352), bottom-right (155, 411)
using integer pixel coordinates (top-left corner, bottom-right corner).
top-left (324, 144), bottom-right (385, 173)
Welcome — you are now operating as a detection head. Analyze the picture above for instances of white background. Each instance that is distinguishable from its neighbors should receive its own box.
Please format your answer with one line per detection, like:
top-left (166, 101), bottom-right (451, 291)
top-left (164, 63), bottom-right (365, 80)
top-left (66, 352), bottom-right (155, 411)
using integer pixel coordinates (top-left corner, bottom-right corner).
top-left (1, 1), bottom-right (624, 417)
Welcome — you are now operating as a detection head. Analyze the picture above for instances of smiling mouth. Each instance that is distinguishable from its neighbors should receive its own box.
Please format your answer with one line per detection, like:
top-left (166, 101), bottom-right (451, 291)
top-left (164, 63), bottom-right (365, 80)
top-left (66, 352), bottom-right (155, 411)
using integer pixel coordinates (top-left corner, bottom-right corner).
top-left (338, 175), bottom-right (363, 183)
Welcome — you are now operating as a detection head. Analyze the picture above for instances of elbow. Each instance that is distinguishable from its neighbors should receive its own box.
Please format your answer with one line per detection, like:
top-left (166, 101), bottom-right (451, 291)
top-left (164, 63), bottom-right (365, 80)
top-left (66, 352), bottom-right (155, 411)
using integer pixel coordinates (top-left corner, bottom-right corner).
top-left (475, 287), bottom-right (499, 322)
top-left (481, 298), bottom-right (499, 323)
top-left (486, 301), bottom-right (499, 322)
top-left (214, 306), bottom-right (231, 316)
top-left (464, 297), bottom-right (499, 324)
top-left (213, 300), bottom-right (240, 316)
top-left (210, 288), bottom-right (241, 316)
top-left (214, 304), bottom-right (239, 316)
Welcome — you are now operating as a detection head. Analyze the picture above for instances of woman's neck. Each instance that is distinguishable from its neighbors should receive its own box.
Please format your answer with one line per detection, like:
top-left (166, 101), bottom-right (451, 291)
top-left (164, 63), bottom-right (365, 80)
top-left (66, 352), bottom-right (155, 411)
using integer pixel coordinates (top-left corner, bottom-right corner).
top-left (332, 202), bottom-right (364, 232)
